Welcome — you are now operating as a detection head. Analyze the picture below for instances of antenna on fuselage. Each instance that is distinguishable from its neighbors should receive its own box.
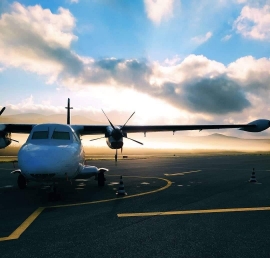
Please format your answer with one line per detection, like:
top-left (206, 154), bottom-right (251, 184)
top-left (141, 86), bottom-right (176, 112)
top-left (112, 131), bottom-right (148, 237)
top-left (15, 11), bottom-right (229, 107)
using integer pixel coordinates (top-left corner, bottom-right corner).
top-left (65, 98), bottom-right (73, 125)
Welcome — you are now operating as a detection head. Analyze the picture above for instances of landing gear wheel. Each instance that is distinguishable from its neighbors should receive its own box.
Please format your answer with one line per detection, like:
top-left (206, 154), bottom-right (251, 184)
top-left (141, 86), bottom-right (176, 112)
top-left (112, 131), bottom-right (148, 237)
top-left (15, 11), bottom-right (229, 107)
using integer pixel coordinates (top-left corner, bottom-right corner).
top-left (48, 186), bottom-right (61, 201)
top-left (98, 172), bottom-right (106, 187)
top-left (17, 174), bottom-right (27, 189)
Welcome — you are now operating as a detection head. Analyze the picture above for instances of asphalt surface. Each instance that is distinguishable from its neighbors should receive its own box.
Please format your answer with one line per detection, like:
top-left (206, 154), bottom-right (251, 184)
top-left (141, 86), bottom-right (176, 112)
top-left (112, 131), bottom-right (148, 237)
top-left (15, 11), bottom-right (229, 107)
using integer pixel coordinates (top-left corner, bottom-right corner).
top-left (1, 153), bottom-right (270, 258)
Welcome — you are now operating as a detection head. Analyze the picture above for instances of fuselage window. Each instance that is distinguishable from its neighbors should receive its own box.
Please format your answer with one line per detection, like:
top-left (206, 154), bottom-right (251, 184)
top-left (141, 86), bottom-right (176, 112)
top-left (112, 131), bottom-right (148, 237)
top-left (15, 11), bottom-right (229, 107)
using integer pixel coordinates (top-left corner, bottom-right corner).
top-left (32, 131), bottom-right (49, 139)
top-left (52, 131), bottom-right (70, 140)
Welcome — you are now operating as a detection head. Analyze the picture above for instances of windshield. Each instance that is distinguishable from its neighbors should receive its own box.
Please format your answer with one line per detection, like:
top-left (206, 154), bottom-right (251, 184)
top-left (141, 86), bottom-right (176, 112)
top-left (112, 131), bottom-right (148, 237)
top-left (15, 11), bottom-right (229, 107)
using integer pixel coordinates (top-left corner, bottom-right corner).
top-left (51, 131), bottom-right (70, 140)
top-left (32, 131), bottom-right (49, 139)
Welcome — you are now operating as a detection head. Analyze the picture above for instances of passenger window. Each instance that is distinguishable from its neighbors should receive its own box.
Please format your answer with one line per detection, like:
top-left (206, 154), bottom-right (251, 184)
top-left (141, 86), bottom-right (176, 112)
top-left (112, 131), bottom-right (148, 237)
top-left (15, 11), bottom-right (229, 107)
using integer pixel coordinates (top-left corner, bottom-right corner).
top-left (32, 131), bottom-right (49, 139)
top-left (52, 131), bottom-right (70, 140)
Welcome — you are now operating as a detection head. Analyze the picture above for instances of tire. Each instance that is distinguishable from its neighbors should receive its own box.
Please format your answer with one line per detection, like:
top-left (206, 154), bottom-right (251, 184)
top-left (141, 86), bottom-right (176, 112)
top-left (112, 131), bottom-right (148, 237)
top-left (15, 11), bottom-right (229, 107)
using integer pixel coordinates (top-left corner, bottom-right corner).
top-left (17, 174), bottom-right (27, 189)
top-left (98, 172), bottom-right (105, 187)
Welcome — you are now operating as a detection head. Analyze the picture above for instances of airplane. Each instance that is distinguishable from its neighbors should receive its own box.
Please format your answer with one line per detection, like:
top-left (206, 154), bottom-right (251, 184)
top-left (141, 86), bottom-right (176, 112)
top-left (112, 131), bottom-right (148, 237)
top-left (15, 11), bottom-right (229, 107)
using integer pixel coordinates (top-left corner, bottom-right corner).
top-left (0, 99), bottom-right (269, 198)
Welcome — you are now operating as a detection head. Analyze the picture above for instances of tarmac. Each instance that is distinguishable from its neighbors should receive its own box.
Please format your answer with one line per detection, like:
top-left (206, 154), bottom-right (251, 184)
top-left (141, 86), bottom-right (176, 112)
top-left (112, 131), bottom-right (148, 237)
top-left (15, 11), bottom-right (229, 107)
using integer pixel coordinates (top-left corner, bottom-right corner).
top-left (1, 153), bottom-right (270, 258)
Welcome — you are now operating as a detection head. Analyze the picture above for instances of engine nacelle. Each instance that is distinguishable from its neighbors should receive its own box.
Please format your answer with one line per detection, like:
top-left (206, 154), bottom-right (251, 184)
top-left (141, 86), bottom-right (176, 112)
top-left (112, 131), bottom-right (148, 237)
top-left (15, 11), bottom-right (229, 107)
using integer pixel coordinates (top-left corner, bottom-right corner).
top-left (0, 135), bottom-right (11, 149)
top-left (240, 119), bottom-right (270, 132)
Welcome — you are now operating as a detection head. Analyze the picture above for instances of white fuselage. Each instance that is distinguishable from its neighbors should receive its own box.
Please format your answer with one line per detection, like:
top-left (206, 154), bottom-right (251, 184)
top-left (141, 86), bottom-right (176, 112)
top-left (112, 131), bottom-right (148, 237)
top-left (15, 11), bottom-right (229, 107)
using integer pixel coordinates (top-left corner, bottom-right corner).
top-left (18, 123), bottom-right (98, 182)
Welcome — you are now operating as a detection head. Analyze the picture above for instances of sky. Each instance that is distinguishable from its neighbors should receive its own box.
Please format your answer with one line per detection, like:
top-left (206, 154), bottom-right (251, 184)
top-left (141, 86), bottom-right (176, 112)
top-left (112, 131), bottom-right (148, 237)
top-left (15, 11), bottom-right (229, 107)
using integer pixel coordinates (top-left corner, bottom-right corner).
top-left (0, 0), bottom-right (270, 147)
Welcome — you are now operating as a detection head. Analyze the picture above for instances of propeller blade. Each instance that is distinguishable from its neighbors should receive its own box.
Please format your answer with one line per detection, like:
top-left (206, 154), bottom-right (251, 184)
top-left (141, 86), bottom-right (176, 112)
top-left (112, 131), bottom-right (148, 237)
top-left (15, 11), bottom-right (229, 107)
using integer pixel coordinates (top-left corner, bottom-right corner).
top-left (0, 107), bottom-right (6, 116)
top-left (7, 138), bottom-right (19, 143)
top-left (125, 137), bottom-right (143, 145)
top-left (89, 136), bottom-right (105, 141)
top-left (102, 109), bottom-right (115, 130)
top-left (121, 112), bottom-right (135, 130)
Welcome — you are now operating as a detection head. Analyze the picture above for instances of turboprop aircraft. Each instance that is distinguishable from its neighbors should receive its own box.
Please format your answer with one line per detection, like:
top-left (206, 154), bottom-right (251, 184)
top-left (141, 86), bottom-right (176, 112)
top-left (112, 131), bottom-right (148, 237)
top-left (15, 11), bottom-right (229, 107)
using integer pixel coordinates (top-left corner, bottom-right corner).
top-left (0, 99), bottom-right (269, 194)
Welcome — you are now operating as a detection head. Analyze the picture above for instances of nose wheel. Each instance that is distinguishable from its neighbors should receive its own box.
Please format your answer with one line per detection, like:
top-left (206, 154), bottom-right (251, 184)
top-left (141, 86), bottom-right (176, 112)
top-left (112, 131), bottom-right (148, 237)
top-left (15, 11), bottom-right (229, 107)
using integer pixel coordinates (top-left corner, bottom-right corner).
top-left (17, 174), bottom-right (27, 189)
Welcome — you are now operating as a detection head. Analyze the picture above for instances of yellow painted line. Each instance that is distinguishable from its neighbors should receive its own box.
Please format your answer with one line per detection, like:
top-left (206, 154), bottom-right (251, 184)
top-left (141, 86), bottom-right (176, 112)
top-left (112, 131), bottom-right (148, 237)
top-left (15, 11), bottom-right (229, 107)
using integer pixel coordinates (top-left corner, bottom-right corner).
top-left (182, 170), bottom-right (201, 174)
top-left (118, 206), bottom-right (270, 218)
top-left (164, 172), bottom-right (184, 176)
top-left (0, 207), bottom-right (45, 242)
top-left (164, 170), bottom-right (201, 176)
top-left (0, 176), bottom-right (171, 241)
top-left (48, 176), bottom-right (172, 208)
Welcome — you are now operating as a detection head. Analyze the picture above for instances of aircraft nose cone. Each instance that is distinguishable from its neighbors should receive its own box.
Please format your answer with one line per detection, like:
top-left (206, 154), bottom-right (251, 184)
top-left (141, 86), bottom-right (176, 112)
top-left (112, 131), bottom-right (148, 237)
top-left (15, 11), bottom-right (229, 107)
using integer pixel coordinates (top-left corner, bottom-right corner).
top-left (18, 144), bottom-right (76, 176)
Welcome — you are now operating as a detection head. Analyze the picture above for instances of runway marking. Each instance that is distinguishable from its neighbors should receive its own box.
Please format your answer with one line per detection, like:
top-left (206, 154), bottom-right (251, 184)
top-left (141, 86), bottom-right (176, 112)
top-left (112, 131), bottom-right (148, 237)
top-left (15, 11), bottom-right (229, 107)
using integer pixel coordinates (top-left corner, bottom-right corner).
top-left (164, 170), bottom-right (201, 176)
top-left (117, 206), bottom-right (270, 218)
top-left (0, 176), bottom-right (171, 241)
top-left (0, 185), bottom-right (13, 189)
top-left (48, 176), bottom-right (171, 208)
top-left (0, 207), bottom-right (45, 242)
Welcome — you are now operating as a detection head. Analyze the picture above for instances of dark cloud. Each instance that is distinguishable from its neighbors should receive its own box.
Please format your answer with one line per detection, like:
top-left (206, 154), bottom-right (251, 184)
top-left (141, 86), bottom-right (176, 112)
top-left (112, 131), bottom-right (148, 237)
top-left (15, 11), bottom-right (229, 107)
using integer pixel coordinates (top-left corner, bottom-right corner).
top-left (154, 77), bottom-right (251, 114)
top-left (81, 58), bottom-right (152, 88)
top-left (181, 77), bottom-right (251, 114)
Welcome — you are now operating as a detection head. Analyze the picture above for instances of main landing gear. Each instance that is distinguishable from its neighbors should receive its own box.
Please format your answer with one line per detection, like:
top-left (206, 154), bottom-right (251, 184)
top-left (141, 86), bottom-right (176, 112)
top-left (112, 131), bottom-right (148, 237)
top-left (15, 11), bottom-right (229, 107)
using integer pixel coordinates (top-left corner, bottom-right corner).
top-left (48, 185), bottom-right (61, 201)
top-left (17, 174), bottom-right (27, 189)
top-left (98, 171), bottom-right (106, 187)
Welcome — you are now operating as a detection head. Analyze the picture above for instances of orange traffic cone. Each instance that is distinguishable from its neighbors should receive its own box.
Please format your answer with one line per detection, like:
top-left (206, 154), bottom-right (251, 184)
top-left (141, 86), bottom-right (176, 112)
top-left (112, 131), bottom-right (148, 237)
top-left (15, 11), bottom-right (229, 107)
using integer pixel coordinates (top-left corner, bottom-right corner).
top-left (116, 176), bottom-right (127, 195)
top-left (249, 168), bottom-right (257, 183)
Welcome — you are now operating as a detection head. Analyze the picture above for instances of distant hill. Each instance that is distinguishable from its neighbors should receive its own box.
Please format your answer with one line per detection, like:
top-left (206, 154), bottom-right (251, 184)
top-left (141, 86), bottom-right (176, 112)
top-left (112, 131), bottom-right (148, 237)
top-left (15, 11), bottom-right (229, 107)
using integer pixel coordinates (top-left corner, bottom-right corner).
top-left (177, 133), bottom-right (270, 151)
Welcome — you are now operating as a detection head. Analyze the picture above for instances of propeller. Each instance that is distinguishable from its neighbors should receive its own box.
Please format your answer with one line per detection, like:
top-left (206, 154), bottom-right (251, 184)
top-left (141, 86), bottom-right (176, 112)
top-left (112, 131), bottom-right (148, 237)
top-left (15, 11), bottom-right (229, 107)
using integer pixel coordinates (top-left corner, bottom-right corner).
top-left (90, 110), bottom-right (143, 164)
top-left (0, 108), bottom-right (19, 143)
top-left (102, 109), bottom-right (115, 130)
top-left (89, 136), bottom-right (106, 141)
top-left (7, 138), bottom-right (19, 143)
top-left (121, 112), bottom-right (135, 130)
top-left (0, 107), bottom-right (5, 116)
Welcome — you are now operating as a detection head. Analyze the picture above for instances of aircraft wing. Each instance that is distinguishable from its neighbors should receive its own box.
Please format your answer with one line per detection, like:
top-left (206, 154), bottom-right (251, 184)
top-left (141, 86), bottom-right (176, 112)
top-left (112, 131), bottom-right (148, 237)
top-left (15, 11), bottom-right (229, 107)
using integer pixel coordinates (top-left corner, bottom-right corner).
top-left (75, 123), bottom-right (258, 135)
top-left (0, 124), bottom-right (35, 134)
top-left (1, 120), bottom-right (268, 135)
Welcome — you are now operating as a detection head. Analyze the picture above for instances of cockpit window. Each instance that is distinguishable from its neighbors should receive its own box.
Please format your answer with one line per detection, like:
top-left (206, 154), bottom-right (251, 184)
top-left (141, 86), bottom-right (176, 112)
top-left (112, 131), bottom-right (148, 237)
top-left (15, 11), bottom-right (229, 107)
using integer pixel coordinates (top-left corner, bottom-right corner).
top-left (32, 131), bottom-right (49, 139)
top-left (52, 131), bottom-right (70, 140)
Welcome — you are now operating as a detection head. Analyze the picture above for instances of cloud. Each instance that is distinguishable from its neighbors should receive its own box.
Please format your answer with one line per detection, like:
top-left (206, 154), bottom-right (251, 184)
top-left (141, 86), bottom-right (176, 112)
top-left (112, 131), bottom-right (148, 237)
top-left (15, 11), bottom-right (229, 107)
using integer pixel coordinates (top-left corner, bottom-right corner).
top-left (69, 0), bottom-right (79, 3)
top-left (191, 32), bottom-right (212, 44)
top-left (0, 2), bottom-right (82, 82)
top-left (233, 5), bottom-right (270, 41)
top-left (221, 34), bottom-right (232, 41)
top-left (1, 2), bottom-right (270, 121)
top-left (144, 0), bottom-right (175, 25)
top-left (179, 77), bottom-right (251, 114)
top-left (64, 55), bottom-right (252, 115)
top-left (163, 55), bottom-right (182, 66)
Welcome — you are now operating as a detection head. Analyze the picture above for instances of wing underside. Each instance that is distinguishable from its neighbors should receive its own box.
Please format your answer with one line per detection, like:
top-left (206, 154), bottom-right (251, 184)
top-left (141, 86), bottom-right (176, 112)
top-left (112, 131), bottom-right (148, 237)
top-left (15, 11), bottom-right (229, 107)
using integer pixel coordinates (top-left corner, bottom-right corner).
top-left (0, 123), bottom-right (259, 135)
top-left (77, 124), bottom-right (256, 135)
